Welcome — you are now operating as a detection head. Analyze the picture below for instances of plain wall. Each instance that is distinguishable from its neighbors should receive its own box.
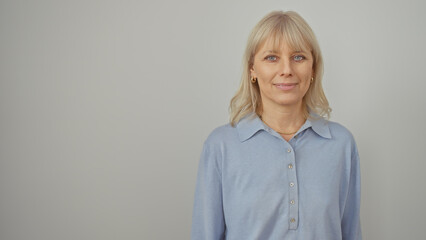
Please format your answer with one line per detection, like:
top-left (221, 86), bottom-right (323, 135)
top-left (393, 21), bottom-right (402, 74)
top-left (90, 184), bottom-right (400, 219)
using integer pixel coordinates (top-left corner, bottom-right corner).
top-left (1, 0), bottom-right (426, 239)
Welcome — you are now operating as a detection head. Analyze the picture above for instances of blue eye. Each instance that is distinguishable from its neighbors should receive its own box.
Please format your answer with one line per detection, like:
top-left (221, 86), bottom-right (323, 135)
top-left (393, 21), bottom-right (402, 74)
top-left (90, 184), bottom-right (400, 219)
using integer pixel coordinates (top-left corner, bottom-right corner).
top-left (265, 55), bottom-right (278, 61)
top-left (293, 55), bottom-right (305, 61)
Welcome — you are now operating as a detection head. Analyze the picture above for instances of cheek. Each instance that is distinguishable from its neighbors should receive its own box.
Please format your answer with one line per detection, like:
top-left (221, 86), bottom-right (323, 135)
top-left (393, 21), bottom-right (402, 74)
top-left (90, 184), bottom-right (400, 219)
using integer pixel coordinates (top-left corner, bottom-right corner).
top-left (298, 67), bottom-right (313, 82)
top-left (256, 65), bottom-right (278, 81)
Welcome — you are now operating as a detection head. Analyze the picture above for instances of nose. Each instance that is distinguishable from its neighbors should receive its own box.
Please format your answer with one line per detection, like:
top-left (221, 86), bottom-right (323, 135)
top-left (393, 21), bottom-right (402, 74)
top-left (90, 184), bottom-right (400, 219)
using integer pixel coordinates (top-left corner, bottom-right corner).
top-left (279, 59), bottom-right (293, 77)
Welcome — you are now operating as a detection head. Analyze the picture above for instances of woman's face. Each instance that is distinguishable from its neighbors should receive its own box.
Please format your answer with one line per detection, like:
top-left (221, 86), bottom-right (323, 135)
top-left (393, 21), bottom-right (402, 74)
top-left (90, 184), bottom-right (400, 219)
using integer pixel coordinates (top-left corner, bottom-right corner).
top-left (250, 38), bottom-right (314, 111)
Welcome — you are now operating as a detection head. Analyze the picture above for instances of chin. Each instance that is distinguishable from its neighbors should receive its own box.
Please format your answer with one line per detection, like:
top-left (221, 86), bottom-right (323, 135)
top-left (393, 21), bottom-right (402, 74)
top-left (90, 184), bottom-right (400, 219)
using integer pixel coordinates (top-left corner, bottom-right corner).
top-left (275, 97), bottom-right (301, 106)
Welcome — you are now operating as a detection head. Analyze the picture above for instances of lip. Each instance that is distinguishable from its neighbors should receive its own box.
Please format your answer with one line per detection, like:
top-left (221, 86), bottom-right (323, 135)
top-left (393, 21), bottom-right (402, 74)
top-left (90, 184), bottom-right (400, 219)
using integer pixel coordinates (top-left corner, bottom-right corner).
top-left (274, 83), bottom-right (298, 91)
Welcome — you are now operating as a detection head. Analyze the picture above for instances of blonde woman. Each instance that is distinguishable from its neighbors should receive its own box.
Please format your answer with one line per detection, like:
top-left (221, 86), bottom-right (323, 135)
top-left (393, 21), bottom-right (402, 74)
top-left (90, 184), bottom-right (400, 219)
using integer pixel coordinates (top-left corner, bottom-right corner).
top-left (191, 11), bottom-right (361, 240)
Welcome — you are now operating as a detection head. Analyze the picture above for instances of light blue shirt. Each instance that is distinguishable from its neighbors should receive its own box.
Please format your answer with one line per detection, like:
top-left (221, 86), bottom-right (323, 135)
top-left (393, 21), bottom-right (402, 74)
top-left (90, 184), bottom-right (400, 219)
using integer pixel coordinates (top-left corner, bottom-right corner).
top-left (191, 113), bottom-right (361, 240)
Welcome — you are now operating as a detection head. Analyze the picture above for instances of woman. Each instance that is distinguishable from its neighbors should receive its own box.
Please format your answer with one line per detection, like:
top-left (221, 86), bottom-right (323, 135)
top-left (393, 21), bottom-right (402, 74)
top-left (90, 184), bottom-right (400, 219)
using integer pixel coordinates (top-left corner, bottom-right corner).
top-left (191, 11), bottom-right (361, 240)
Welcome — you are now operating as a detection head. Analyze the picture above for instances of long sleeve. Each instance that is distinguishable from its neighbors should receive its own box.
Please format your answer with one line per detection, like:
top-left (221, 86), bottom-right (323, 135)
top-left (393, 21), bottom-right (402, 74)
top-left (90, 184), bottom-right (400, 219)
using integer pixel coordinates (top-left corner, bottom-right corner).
top-left (341, 148), bottom-right (362, 240)
top-left (191, 142), bottom-right (226, 240)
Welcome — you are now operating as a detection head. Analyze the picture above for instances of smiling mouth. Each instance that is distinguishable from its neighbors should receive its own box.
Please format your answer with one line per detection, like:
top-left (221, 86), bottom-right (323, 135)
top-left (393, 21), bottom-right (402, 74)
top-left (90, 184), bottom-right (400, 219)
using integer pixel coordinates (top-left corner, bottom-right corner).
top-left (274, 83), bottom-right (298, 91)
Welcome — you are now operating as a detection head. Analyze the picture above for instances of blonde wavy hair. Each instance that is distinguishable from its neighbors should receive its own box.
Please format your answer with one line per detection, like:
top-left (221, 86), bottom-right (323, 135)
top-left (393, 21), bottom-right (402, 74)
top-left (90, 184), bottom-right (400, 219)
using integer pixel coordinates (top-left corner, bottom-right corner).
top-left (229, 11), bottom-right (331, 126)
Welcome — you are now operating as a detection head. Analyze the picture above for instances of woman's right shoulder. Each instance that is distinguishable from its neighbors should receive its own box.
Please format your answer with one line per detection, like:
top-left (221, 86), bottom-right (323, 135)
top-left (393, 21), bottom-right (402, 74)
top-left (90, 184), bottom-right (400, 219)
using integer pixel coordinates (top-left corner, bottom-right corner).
top-left (203, 123), bottom-right (239, 146)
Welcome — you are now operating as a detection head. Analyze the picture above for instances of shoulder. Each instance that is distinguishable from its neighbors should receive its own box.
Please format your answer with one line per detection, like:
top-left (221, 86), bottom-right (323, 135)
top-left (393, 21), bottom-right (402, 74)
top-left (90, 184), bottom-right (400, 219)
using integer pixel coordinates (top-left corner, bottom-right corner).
top-left (326, 120), bottom-right (358, 154)
top-left (204, 123), bottom-right (238, 147)
top-left (200, 123), bottom-right (239, 165)
top-left (327, 121), bottom-right (355, 140)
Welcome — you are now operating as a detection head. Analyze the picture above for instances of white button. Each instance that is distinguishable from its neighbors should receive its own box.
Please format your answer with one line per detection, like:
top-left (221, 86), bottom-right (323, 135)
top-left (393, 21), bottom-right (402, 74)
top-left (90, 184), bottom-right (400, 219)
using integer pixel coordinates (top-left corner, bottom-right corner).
top-left (290, 200), bottom-right (295, 204)
top-left (290, 182), bottom-right (295, 187)
top-left (287, 148), bottom-right (292, 153)
top-left (290, 218), bottom-right (296, 223)
top-left (288, 164), bottom-right (293, 169)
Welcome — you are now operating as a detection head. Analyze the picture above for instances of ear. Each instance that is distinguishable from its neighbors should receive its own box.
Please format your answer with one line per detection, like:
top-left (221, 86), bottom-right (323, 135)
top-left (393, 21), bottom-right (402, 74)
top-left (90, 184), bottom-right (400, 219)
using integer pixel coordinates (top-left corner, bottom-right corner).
top-left (250, 67), bottom-right (256, 78)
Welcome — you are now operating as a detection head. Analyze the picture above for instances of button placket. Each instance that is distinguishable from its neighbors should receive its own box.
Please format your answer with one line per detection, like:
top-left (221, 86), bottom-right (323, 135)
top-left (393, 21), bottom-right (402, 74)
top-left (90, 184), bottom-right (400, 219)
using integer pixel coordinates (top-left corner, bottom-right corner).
top-left (286, 144), bottom-right (299, 230)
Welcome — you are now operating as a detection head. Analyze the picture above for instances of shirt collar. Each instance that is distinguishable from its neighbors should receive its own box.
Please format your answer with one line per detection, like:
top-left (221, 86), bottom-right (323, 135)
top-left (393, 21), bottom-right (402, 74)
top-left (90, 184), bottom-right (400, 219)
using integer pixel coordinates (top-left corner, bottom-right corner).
top-left (236, 113), bottom-right (266, 142)
top-left (236, 112), bottom-right (331, 142)
top-left (306, 116), bottom-right (332, 139)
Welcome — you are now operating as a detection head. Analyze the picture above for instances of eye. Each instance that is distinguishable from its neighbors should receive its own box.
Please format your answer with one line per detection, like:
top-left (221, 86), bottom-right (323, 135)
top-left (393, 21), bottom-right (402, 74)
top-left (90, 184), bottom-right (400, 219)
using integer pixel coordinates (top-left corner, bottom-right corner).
top-left (293, 55), bottom-right (306, 62)
top-left (265, 55), bottom-right (278, 62)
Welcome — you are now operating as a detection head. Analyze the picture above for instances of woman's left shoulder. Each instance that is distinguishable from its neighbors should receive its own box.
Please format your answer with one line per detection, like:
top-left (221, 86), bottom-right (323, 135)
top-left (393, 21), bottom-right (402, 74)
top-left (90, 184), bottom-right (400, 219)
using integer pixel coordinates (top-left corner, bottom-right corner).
top-left (322, 120), bottom-right (360, 158)
top-left (326, 120), bottom-right (357, 144)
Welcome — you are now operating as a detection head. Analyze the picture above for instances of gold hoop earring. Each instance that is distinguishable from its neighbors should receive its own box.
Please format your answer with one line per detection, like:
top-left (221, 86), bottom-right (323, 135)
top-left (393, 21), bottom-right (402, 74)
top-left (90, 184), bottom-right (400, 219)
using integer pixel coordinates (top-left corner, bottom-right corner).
top-left (251, 77), bottom-right (257, 83)
top-left (311, 77), bottom-right (314, 83)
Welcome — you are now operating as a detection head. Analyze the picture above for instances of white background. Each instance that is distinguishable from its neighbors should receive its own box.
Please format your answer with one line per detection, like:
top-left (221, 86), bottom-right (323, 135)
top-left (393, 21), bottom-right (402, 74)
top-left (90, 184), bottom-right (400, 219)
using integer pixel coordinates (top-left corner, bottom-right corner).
top-left (1, 0), bottom-right (425, 239)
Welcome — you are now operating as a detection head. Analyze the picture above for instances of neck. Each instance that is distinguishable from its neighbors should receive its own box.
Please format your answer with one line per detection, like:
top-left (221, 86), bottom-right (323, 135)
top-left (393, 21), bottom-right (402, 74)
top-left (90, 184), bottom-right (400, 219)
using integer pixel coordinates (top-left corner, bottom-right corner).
top-left (260, 102), bottom-right (306, 135)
